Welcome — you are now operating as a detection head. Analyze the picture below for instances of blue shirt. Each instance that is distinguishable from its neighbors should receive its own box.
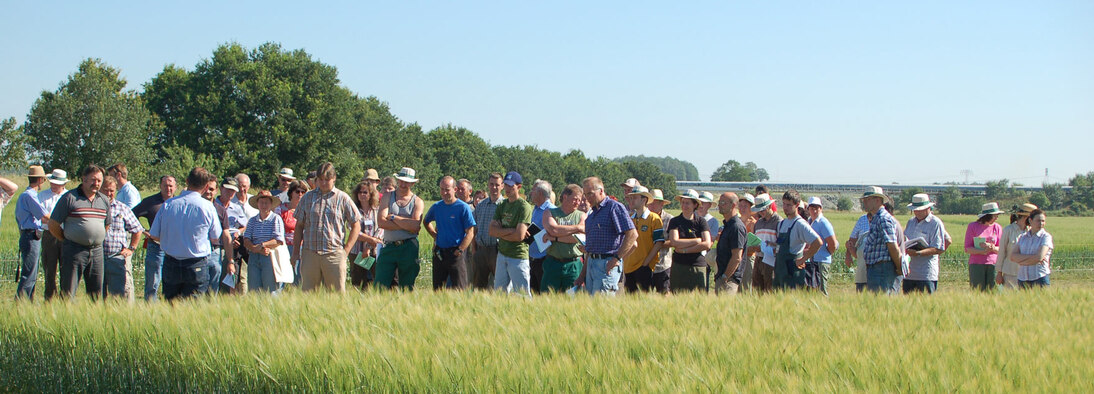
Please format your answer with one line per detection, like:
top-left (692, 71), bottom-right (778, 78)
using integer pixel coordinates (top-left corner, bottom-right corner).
top-left (243, 212), bottom-right (286, 245)
top-left (809, 215), bottom-right (836, 264)
top-left (423, 199), bottom-right (476, 249)
top-left (150, 190), bottom-right (222, 259)
top-left (864, 206), bottom-right (899, 265)
top-left (116, 181), bottom-right (141, 209)
top-left (585, 197), bottom-right (635, 255)
top-left (15, 187), bottom-right (46, 230)
top-left (527, 200), bottom-right (556, 259)
top-left (216, 196), bottom-right (248, 237)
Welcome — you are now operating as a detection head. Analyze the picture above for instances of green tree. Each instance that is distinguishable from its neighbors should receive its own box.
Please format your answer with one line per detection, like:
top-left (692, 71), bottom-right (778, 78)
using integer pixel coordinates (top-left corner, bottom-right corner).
top-left (1068, 172), bottom-right (1094, 210)
top-left (710, 160), bottom-right (769, 182)
top-left (836, 196), bottom-right (854, 211)
top-left (426, 124), bottom-right (500, 186)
top-left (896, 187), bottom-right (924, 214)
top-left (24, 59), bottom-right (158, 187)
top-left (0, 117), bottom-right (29, 169)
top-left (613, 155), bottom-right (699, 181)
top-left (618, 160), bottom-right (677, 200)
top-left (1042, 183), bottom-right (1065, 210)
top-left (1029, 191), bottom-right (1050, 211)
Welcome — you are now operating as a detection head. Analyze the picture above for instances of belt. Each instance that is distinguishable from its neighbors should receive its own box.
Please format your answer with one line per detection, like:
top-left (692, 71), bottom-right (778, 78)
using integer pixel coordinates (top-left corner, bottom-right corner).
top-left (21, 229), bottom-right (38, 233)
top-left (589, 253), bottom-right (618, 260)
top-left (386, 238), bottom-right (416, 247)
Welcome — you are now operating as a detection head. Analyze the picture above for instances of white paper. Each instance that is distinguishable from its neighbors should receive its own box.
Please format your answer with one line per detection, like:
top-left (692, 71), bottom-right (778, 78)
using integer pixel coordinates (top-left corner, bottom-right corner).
top-left (533, 231), bottom-right (552, 252)
top-left (271, 244), bottom-right (294, 284)
top-left (221, 273), bottom-right (237, 289)
top-left (903, 237), bottom-right (928, 251)
top-left (573, 234), bottom-right (586, 245)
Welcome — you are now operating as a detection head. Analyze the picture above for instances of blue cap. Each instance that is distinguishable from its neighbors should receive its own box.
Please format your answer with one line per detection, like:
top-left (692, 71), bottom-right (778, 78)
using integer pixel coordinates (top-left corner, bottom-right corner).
top-left (503, 171), bottom-right (523, 186)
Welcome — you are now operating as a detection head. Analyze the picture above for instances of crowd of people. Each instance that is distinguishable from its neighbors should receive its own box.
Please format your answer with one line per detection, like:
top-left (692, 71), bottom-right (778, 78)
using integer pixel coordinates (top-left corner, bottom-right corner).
top-left (0, 162), bottom-right (1056, 302)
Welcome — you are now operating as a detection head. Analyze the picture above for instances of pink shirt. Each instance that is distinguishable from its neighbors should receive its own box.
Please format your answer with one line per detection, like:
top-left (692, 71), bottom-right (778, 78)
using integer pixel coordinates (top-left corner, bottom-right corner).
top-left (965, 221), bottom-right (1002, 265)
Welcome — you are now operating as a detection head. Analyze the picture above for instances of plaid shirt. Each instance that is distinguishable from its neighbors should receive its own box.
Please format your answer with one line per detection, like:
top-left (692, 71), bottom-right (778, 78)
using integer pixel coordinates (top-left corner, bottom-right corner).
top-left (104, 199), bottom-right (142, 255)
top-left (863, 206), bottom-right (899, 265)
top-left (294, 187), bottom-right (362, 253)
top-left (585, 197), bottom-right (635, 255)
top-left (473, 197), bottom-right (501, 246)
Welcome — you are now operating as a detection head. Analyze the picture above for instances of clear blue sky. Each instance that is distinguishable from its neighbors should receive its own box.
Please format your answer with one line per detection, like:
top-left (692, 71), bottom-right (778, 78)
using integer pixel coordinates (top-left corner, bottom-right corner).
top-left (3, 1), bottom-right (1092, 184)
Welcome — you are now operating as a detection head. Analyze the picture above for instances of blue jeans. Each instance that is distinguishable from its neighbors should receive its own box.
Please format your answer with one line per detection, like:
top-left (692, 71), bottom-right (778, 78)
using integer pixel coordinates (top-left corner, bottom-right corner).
top-left (494, 253), bottom-right (531, 296)
top-left (1020, 276), bottom-right (1050, 289)
top-left (248, 253), bottom-right (279, 294)
top-left (103, 253), bottom-right (133, 300)
top-left (162, 254), bottom-right (208, 301)
top-left (586, 257), bottom-right (622, 296)
top-left (144, 242), bottom-right (165, 301)
top-left (16, 231), bottom-right (41, 300)
top-left (204, 248), bottom-right (223, 295)
top-left (902, 279), bottom-right (937, 294)
top-left (866, 262), bottom-right (901, 295)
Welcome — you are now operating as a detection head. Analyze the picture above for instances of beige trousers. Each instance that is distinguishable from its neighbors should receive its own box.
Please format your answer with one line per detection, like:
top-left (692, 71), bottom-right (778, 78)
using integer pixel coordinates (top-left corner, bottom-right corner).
top-left (301, 248), bottom-right (347, 292)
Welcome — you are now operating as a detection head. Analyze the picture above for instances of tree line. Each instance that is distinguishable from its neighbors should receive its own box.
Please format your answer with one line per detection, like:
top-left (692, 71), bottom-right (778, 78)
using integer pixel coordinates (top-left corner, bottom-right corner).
top-left (1, 43), bottom-right (676, 201)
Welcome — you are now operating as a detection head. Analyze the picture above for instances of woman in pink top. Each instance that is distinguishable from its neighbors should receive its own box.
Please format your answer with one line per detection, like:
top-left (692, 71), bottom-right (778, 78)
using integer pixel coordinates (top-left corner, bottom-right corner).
top-left (965, 202), bottom-right (1004, 291)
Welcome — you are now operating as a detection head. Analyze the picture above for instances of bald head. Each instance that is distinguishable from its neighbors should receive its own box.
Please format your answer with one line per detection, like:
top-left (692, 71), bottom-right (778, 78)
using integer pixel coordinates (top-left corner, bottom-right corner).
top-left (718, 192), bottom-right (740, 218)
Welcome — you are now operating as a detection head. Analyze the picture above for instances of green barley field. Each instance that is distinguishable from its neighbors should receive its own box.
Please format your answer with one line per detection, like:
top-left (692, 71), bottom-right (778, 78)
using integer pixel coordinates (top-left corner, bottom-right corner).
top-left (2, 180), bottom-right (1092, 390)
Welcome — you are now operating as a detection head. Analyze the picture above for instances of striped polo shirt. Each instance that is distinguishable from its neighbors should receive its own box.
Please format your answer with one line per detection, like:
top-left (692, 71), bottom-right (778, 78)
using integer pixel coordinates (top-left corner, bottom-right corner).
top-left (243, 211), bottom-right (286, 245)
top-left (51, 187), bottom-right (112, 247)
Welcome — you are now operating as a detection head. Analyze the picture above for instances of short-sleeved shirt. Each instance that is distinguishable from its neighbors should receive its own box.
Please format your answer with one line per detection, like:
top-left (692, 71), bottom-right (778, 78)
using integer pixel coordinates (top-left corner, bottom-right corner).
top-left (274, 203), bottom-right (297, 246)
top-left (528, 201), bottom-right (556, 259)
top-left (211, 200), bottom-right (229, 247)
top-left (849, 214), bottom-right (870, 240)
top-left (115, 181), bottom-right (141, 209)
top-left (623, 209), bottom-right (664, 273)
top-left (38, 189), bottom-right (65, 230)
top-left (133, 193), bottom-right (170, 230)
top-left (863, 206), bottom-right (899, 265)
top-left (904, 214), bottom-right (947, 281)
top-left (545, 207), bottom-right (584, 260)
top-left (1016, 229), bottom-right (1053, 281)
top-left (350, 207), bottom-right (382, 255)
top-left (494, 197), bottom-right (533, 259)
top-left (243, 212), bottom-right (286, 245)
top-left (51, 187), bottom-right (112, 247)
top-left (233, 194), bottom-right (259, 221)
top-left (473, 197), bottom-right (502, 247)
top-left (150, 190), bottom-right (222, 259)
top-left (294, 187), bottom-right (362, 253)
top-left (424, 199), bottom-right (476, 249)
top-left (965, 221), bottom-right (1002, 265)
top-left (15, 187), bottom-right (47, 231)
top-left (668, 215), bottom-right (709, 267)
top-left (809, 215), bottom-right (836, 264)
top-left (704, 213), bottom-right (720, 240)
top-left (0, 187), bottom-right (11, 223)
top-left (753, 213), bottom-right (783, 267)
top-left (104, 199), bottom-right (142, 255)
top-left (215, 197), bottom-right (248, 237)
top-left (716, 215), bottom-right (747, 283)
top-left (585, 197), bottom-right (635, 255)
top-left (777, 216), bottom-right (821, 257)
top-left (998, 223), bottom-right (1024, 277)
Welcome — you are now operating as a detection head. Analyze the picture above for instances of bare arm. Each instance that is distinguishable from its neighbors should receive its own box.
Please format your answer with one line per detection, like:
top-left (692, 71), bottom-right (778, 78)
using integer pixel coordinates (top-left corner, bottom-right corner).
top-left (425, 222), bottom-right (438, 239)
top-left (393, 196), bottom-right (425, 233)
top-left (458, 226), bottom-right (475, 252)
top-left (377, 193), bottom-right (397, 231)
top-left (887, 242), bottom-right (902, 270)
top-left (824, 235), bottom-right (839, 255)
top-left (724, 247), bottom-right (743, 279)
top-left (616, 228), bottom-right (640, 261)
top-left (641, 241), bottom-right (664, 269)
top-left (48, 219), bottom-right (64, 240)
top-left (844, 237), bottom-right (857, 267)
top-left (1010, 244), bottom-right (1051, 266)
top-left (0, 177), bottom-right (16, 197)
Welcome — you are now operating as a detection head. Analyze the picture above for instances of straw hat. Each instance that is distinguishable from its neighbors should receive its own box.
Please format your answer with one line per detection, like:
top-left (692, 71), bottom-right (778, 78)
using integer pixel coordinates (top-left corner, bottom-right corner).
top-left (627, 185), bottom-right (654, 203)
top-left (1014, 203), bottom-right (1038, 216)
top-left (277, 168), bottom-right (295, 180)
top-left (751, 193), bottom-right (774, 212)
top-left (394, 167), bottom-right (418, 183)
top-left (858, 186), bottom-right (891, 203)
top-left (698, 191), bottom-right (715, 204)
top-left (620, 178), bottom-right (640, 188)
top-left (978, 202), bottom-right (1005, 218)
top-left (364, 168), bottom-right (381, 182)
top-left (650, 188), bottom-right (671, 203)
top-left (27, 165), bottom-right (46, 178)
top-left (47, 169), bottom-right (68, 185)
top-left (907, 193), bottom-right (934, 211)
top-left (249, 190), bottom-right (279, 209)
top-left (675, 189), bottom-right (701, 204)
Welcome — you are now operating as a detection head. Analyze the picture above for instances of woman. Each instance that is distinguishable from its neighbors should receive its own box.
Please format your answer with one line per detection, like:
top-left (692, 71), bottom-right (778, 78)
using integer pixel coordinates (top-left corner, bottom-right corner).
top-left (965, 202), bottom-right (1004, 291)
top-left (997, 203), bottom-right (1036, 289)
top-left (275, 180), bottom-right (307, 287)
top-left (665, 189), bottom-right (712, 292)
top-left (1010, 209), bottom-right (1053, 288)
top-left (243, 190), bottom-right (286, 294)
top-left (349, 181), bottom-right (385, 290)
top-left (541, 184), bottom-right (586, 292)
top-left (379, 176), bottom-right (397, 194)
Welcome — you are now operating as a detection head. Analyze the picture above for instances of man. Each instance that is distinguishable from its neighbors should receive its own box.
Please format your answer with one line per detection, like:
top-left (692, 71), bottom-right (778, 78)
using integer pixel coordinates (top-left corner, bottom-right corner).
top-left (578, 177), bottom-right (638, 295)
top-left (903, 194), bottom-right (947, 294)
top-left (294, 163), bottom-right (362, 292)
top-left (806, 197), bottom-right (839, 295)
top-left (456, 178), bottom-right (475, 207)
top-left (133, 175), bottom-right (177, 300)
top-left (622, 186), bottom-right (663, 293)
top-left (697, 191), bottom-right (720, 289)
top-left (234, 173), bottom-right (259, 219)
top-left (305, 171), bottom-right (318, 190)
top-left (773, 190), bottom-right (822, 290)
top-left (714, 192), bottom-right (747, 294)
top-left (148, 168), bottom-right (222, 301)
top-left (424, 176), bottom-right (476, 290)
top-left (648, 189), bottom-right (673, 294)
top-left (750, 193), bottom-right (781, 293)
top-left (232, 173), bottom-right (258, 292)
top-left (527, 180), bottom-right (556, 293)
top-left (859, 186), bottom-right (903, 294)
top-left (203, 177), bottom-right (235, 294)
top-left (737, 193), bottom-right (756, 292)
top-left (619, 178), bottom-right (640, 196)
top-left (48, 165), bottom-right (111, 300)
top-left (363, 168), bottom-right (381, 187)
top-left (15, 166), bottom-right (50, 300)
top-left (375, 167), bottom-right (423, 290)
top-left (214, 177), bottom-right (244, 293)
top-left (471, 172), bottom-right (504, 289)
top-left (489, 171), bottom-right (533, 295)
top-left (272, 167), bottom-right (295, 204)
top-left (107, 163), bottom-right (140, 209)
top-left (39, 169), bottom-right (68, 301)
top-left (100, 175), bottom-right (142, 301)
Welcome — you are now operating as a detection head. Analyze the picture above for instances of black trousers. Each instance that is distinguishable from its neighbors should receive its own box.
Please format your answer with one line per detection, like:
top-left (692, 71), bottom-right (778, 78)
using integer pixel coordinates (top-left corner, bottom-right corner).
top-left (625, 266), bottom-right (654, 293)
top-left (432, 246), bottom-right (468, 290)
top-left (529, 257), bottom-right (545, 294)
top-left (59, 240), bottom-right (104, 301)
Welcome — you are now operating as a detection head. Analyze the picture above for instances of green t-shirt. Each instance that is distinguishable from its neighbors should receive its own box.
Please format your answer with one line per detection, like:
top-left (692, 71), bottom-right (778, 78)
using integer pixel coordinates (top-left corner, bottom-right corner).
top-left (494, 198), bottom-right (533, 259)
top-left (546, 207), bottom-right (584, 260)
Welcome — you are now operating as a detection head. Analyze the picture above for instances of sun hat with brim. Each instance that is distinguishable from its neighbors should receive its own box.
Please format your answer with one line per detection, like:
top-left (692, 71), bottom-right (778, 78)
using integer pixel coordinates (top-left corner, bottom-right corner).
top-left (394, 167), bottom-right (418, 183)
top-left (364, 169), bottom-right (381, 182)
top-left (741, 193), bottom-right (755, 206)
top-left (28, 165), bottom-right (46, 178)
top-left (751, 193), bottom-right (774, 212)
top-left (249, 190), bottom-right (279, 210)
top-left (675, 189), bottom-right (701, 204)
top-left (907, 193), bottom-right (934, 211)
top-left (807, 196), bottom-right (823, 207)
top-left (627, 185), bottom-right (654, 202)
top-left (221, 177), bottom-right (240, 192)
top-left (620, 178), bottom-right (639, 188)
top-left (278, 168), bottom-right (295, 180)
top-left (1013, 203), bottom-right (1038, 216)
top-left (697, 191), bottom-right (715, 204)
top-left (978, 202), bottom-right (1005, 218)
top-left (650, 188), bottom-right (670, 203)
top-left (47, 169), bottom-right (68, 185)
top-left (858, 186), bottom-right (891, 203)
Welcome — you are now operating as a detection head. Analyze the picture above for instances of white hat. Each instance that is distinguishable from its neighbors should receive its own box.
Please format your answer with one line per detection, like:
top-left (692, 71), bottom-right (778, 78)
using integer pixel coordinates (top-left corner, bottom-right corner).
top-left (394, 167), bottom-right (418, 183)
top-left (907, 193), bottom-right (934, 211)
top-left (741, 193), bottom-right (755, 206)
top-left (807, 196), bottom-right (823, 207)
top-left (627, 185), bottom-right (654, 203)
top-left (858, 186), bottom-right (891, 203)
top-left (650, 189), bottom-right (671, 203)
top-left (751, 193), bottom-right (774, 212)
top-left (620, 178), bottom-right (640, 188)
top-left (698, 191), bottom-right (715, 203)
top-left (978, 202), bottom-right (1005, 218)
top-left (47, 169), bottom-right (68, 185)
top-left (278, 168), bottom-right (295, 180)
top-left (675, 189), bottom-right (701, 204)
